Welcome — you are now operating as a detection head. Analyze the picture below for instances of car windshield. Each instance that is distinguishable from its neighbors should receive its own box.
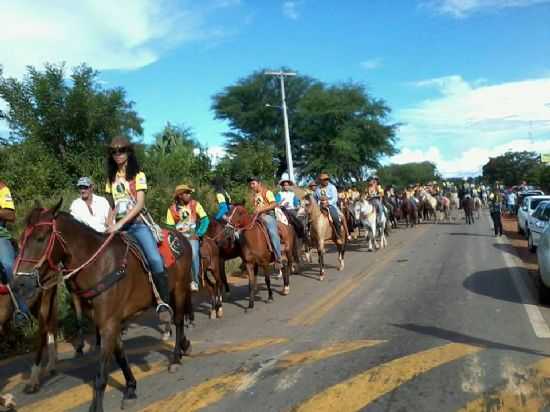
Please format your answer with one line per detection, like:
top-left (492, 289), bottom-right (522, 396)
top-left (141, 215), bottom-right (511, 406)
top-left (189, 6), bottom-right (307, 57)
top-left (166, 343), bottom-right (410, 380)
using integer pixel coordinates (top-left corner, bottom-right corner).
top-left (531, 199), bottom-right (547, 210)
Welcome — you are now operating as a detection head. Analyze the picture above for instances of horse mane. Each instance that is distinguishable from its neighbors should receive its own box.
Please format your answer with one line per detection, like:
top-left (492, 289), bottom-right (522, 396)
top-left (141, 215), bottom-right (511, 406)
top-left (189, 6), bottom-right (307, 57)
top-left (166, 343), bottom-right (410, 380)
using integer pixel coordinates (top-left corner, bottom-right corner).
top-left (57, 212), bottom-right (108, 239)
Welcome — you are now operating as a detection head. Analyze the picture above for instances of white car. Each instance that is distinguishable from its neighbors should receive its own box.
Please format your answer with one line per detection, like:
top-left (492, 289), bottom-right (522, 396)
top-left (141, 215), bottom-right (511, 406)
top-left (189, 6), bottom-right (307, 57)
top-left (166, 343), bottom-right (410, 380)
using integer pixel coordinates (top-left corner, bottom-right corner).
top-left (537, 223), bottom-right (550, 302)
top-left (518, 195), bottom-right (550, 235)
top-left (527, 201), bottom-right (550, 252)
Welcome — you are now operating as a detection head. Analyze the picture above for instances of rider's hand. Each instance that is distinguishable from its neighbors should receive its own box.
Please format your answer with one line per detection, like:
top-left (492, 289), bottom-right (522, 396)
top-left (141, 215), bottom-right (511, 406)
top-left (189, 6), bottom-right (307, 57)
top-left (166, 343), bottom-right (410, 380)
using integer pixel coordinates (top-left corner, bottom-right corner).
top-left (107, 223), bottom-right (121, 234)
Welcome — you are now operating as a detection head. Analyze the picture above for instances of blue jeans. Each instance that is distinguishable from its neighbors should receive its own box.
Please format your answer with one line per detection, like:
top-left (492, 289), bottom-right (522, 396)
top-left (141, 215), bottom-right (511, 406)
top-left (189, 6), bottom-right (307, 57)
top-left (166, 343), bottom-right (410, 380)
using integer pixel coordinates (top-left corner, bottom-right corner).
top-left (187, 238), bottom-right (200, 284)
top-left (0, 238), bottom-right (30, 315)
top-left (328, 205), bottom-right (341, 234)
top-left (124, 223), bottom-right (165, 274)
top-left (261, 214), bottom-right (281, 260)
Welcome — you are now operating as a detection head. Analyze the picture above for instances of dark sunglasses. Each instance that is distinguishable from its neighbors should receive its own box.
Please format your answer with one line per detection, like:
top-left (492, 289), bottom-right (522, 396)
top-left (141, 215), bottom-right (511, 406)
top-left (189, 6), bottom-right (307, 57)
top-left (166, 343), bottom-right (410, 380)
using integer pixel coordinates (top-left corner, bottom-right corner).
top-left (78, 186), bottom-right (91, 190)
top-left (110, 147), bottom-right (129, 155)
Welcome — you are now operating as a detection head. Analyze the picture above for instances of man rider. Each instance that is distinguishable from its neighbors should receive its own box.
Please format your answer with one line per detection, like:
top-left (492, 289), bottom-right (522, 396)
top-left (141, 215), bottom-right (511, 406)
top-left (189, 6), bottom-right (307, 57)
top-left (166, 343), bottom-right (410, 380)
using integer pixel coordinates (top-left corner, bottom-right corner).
top-left (276, 178), bottom-right (300, 215)
top-left (314, 173), bottom-right (342, 236)
top-left (0, 180), bottom-right (31, 324)
top-left (248, 177), bottom-right (282, 269)
top-left (70, 177), bottom-right (110, 233)
top-left (166, 184), bottom-right (210, 292)
top-left (367, 176), bottom-right (385, 225)
top-left (212, 176), bottom-right (231, 223)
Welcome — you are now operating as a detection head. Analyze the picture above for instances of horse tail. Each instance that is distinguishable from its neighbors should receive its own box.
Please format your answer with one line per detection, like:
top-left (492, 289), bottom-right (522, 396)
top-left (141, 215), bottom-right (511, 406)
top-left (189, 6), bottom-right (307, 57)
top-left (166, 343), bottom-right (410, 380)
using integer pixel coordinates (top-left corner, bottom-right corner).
top-left (283, 208), bottom-right (306, 239)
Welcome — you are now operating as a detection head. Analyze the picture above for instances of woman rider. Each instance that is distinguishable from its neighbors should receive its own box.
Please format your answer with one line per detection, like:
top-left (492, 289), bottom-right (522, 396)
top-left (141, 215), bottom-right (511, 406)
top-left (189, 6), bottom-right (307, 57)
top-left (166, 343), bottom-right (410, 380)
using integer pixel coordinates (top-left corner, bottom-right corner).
top-left (105, 136), bottom-right (172, 325)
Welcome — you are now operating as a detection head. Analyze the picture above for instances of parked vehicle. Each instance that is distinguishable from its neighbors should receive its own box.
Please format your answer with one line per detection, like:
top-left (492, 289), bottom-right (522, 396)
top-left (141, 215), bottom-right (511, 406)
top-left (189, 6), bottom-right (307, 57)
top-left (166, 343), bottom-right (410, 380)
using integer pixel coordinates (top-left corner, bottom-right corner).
top-left (518, 195), bottom-right (550, 235)
top-left (518, 190), bottom-right (545, 214)
top-left (527, 201), bottom-right (550, 252)
top-left (536, 224), bottom-right (550, 303)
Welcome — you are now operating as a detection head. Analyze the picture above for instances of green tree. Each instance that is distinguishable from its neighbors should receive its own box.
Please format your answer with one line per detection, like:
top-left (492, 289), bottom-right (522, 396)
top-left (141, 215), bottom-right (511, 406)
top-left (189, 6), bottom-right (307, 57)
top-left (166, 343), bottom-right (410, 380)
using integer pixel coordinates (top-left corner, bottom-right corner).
top-left (482, 151), bottom-right (540, 187)
top-left (377, 162), bottom-right (440, 188)
top-left (211, 69), bottom-right (397, 183)
top-left (0, 63), bottom-right (143, 189)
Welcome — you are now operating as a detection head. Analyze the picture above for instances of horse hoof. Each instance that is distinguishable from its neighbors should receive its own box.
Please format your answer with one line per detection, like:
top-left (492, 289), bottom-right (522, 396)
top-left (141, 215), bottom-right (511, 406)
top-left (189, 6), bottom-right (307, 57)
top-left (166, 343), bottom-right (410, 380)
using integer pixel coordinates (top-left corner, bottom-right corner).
top-left (169, 363), bottom-right (181, 373)
top-left (282, 286), bottom-right (290, 295)
top-left (216, 308), bottom-right (224, 318)
top-left (24, 383), bottom-right (40, 394)
top-left (320, 274), bottom-right (325, 281)
top-left (121, 394), bottom-right (137, 410)
top-left (209, 310), bottom-right (216, 320)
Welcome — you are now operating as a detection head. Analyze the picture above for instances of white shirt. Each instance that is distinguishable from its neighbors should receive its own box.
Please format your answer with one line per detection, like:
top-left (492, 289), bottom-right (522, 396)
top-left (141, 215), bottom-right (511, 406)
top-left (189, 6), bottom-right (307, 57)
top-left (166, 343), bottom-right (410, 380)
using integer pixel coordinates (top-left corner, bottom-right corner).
top-left (70, 194), bottom-right (111, 233)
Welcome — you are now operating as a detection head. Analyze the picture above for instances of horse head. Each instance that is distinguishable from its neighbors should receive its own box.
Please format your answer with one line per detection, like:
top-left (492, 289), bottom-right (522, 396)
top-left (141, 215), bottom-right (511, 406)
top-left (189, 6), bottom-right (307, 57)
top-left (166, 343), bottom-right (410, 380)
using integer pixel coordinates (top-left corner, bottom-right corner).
top-left (226, 204), bottom-right (252, 229)
top-left (12, 199), bottom-right (64, 301)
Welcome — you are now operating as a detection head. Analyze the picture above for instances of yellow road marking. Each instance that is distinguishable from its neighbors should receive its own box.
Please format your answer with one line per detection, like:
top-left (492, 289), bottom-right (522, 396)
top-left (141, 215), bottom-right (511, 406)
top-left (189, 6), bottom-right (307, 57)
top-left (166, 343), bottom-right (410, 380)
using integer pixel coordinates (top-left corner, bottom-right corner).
top-left (294, 342), bottom-right (483, 412)
top-left (18, 337), bottom-right (287, 412)
top-left (290, 225), bottom-right (429, 327)
top-left (140, 339), bottom-right (384, 412)
top-left (457, 357), bottom-right (550, 412)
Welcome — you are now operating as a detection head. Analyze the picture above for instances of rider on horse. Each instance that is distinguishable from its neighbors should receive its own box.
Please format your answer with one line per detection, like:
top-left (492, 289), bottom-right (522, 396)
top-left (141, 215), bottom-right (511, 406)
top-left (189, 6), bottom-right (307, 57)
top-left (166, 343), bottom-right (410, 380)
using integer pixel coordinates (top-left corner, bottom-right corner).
top-left (305, 181), bottom-right (317, 195)
top-left (212, 176), bottom-right (232, 223)
top-left (314, 173), bottom-right (342, 236)
top-left (248, 177), bottom-right (282, 269)
top-left (366, 176), bottom-right (385, 225)
top-left (166, 184), bottom-right (210, 292)
top-left (105, 136), bottom-right (172, 324)
top-left (0, 180), bottom-right (31, 324)
top-left (276, 177), bottom-right (300, 215)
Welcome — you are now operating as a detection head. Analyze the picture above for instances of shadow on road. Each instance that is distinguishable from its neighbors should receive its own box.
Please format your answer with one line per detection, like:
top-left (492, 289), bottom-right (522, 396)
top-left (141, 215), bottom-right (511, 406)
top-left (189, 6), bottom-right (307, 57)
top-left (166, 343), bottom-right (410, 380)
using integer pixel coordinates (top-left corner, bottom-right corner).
top-left (462, 266), bottom-right (524, 304)
top-left (391, 323), bottom-right (548, 356)
top-left (448, 232), bottom-right (494, 238)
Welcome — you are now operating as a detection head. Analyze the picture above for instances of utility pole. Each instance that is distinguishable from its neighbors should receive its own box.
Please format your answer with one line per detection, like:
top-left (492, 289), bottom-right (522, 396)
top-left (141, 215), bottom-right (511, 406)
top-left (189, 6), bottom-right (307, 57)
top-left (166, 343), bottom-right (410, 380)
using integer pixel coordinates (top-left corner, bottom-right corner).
top-left (265, 70), bottom-right (296, 182)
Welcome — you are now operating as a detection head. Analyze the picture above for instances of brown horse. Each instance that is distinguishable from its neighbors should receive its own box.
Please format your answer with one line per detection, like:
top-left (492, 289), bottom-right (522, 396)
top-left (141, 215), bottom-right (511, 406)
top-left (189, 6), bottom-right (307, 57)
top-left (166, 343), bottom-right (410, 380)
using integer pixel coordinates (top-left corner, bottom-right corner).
top-left (12, 201), bottom-right (193, 412)
top-left (463, 196), bottom-right (475, 224)
top-left (226, 205), bottom-right (295, 308)
top-left (400, 195), bottom-right (418, 228)
top-left (303, 194), bottom-right (346, 280)
top-left (205, 218), bottom-right (237, 293)
top-left (200, 237), bottom-right (224, 319)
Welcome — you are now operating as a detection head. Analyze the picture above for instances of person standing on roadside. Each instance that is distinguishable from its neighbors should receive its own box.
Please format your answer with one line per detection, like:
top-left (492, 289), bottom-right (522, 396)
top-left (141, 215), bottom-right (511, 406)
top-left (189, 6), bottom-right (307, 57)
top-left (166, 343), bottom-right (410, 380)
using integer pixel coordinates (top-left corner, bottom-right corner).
top-left (489, 194), bottom-right (503, 236)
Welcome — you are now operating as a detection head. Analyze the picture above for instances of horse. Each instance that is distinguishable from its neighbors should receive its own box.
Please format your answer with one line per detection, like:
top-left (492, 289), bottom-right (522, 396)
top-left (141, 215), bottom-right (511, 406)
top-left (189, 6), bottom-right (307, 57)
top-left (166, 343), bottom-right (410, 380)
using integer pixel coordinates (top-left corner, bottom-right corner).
top-left (462, 196), bottom-right (475, 224)
top-left (400, 195), bottom-right (418, 228)
top-left (473, 196), bottom-right (482, 220)
top-left (11, 202), bottom-right (193, 412)
top-left (302, 194), bottom-right (346, 281)
top-left (226, 205), bottom-right (295, 307)
top-left (353, 198), bottom-right (387, 251)
top-left (199, 237), bottom-right (224, 319)
top-left (436, 195), bottom-right (451, 224)
top-left (449, 192), bottom-right (460, 221)
top-left (338, 198), bottom-right (357, 239)
top-left (384, 197), bottom-right (399, 229)
top-left (418, 191), bottom-right (437, 222)
top-left (204, 219), bottom-right (236, 294)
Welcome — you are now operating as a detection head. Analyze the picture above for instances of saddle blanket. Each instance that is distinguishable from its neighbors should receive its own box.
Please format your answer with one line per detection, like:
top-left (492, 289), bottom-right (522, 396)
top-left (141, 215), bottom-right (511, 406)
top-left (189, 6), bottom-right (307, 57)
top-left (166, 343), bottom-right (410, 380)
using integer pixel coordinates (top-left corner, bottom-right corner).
top-left (158, 229), bottom-right (185, 268)
top-left (0, 284), bottom-right (8, 295)
top-left (275, 208), bottom-right (289, 225)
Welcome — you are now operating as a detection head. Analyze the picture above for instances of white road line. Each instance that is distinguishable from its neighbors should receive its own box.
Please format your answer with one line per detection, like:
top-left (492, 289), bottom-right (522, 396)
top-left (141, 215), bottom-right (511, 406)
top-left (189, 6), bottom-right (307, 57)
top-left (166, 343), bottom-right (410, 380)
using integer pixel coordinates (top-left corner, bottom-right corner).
top-left (497, 235), bottom-right (550, 338)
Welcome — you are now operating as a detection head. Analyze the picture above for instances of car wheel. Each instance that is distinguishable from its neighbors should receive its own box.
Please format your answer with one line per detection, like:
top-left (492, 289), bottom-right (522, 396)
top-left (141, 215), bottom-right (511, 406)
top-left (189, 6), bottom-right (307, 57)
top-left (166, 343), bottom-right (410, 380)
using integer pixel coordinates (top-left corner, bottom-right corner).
top-left (528, 232), bottom-right (536, 253)
top-left (539, 269), bottom-right (550, 304)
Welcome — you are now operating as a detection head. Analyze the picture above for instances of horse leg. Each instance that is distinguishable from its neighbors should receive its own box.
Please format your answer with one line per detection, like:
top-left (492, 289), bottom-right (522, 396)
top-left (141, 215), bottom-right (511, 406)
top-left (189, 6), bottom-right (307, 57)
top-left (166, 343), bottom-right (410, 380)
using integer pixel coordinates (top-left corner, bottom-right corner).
top-left (114, 335), bottom-right (137, 410)
top-left (25, 288), bottom-right (57, 394)
top-left (72, 293), bottom-right (86, 356)
top-left (204, 268), bottom-right (216, 320)
top-left (318, 248), bottom-right (325, 281)
top-left (220, 256), bottom-right (230, 294)
top-left (282, 255), bottom-right (290, 296)
top-left (214, 259), bottom-right (224, 319)
top-left (264, 266), bottom-right (273, 302)
top-left (90, 325), bottom-right (117, 412)
top-left (246, 263), bottom-right (256, 309)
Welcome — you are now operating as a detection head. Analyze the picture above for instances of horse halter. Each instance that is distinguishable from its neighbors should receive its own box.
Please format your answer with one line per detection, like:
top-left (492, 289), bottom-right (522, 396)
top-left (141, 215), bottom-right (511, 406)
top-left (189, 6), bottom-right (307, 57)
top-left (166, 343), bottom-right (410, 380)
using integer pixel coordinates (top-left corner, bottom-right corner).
top-left (13, 215), bottom-right (68, 288)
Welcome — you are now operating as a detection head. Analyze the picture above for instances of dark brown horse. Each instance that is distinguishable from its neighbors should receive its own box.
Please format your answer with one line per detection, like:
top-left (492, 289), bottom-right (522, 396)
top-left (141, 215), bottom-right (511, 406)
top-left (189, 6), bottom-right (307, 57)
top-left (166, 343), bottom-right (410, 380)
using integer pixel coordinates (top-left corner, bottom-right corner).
top-left (12, 202), bottom-right (193, 412)
top-left (462, 196), bottom-right (475, 224)
top-left (205, 218), bottom-right (237, 293)
top-left (400, 195), bottom-right (418, 228)
top-left (226, 205), bottom-right (295, 308)
top-left (200, 237), bottom-right (224, 319)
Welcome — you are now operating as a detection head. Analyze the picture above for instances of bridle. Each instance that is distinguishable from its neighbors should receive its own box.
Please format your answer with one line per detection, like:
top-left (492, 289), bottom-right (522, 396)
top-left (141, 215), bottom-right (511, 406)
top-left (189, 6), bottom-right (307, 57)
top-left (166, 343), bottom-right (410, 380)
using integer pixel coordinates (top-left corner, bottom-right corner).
top-left (226, 205), bottom-right (259, 232)
top-left (13, 215), bottom-right (69, 289)
top-left (13, 212), bottom-right (116, 290)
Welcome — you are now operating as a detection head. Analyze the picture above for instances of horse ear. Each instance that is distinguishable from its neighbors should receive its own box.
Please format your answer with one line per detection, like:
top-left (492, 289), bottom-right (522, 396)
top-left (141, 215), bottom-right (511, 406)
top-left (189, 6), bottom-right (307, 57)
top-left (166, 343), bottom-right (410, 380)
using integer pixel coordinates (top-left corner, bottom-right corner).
top-left (51, 198), bottom-right (63, 217)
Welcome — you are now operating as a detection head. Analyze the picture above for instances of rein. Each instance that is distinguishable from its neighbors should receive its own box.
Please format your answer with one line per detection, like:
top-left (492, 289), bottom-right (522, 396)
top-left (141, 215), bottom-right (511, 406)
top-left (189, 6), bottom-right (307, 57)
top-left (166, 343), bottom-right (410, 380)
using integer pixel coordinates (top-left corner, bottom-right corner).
top-left (14, 215), bottom-right (116, 287)
top-left (226, 206), bottom-right (260, 232)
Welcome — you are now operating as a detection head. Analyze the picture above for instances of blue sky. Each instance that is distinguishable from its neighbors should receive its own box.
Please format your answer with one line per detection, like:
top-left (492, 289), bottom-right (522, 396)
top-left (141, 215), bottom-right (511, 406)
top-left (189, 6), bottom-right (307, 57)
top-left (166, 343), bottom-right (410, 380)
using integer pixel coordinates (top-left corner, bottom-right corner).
top-left (2, 0), bottom-right (550, 176)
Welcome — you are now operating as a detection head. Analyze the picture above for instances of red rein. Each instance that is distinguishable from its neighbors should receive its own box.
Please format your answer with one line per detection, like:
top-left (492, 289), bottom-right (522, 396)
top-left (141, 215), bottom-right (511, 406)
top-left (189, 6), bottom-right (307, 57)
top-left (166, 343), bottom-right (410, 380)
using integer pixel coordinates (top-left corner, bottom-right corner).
top-left (13, 214), bottom-right (115, 281)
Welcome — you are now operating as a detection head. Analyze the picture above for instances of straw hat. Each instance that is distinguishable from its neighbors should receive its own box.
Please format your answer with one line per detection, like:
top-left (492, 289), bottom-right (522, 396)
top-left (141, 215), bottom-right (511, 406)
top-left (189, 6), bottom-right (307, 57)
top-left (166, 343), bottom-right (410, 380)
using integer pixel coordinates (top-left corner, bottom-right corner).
top-left (173, 184), bottom-right (194, 197)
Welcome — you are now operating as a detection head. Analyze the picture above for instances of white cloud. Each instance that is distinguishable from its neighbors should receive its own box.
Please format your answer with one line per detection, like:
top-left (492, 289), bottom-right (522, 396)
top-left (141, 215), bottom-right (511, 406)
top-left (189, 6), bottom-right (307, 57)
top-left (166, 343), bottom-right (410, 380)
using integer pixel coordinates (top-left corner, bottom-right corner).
top-left (283, 1), bottom-right (300, 20)
top-left (360, 58), bottom-right (383, 71)
top-left (423, 0), bottom-right (550, 17)
top-left (394, 74), bottom-right (550, 176)
top-left (391, 139), bottom-right (550, 178)
top-left (0, 0), bottom-right (240, 79)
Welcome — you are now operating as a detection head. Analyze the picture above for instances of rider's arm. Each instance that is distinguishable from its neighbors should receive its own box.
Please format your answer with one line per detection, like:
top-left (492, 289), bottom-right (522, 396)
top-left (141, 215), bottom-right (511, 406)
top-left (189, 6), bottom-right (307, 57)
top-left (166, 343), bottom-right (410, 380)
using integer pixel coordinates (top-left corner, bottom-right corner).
top-left (165, 208), bottom-right (176, 229)
top-left (111, 190), bottom-right (145, 231)
top-left (0, 208), bottom-right (15, 222)
top-left (195, 203), bottom-right (209, 237)
top-left (214, 202), bottom-right (229, 221)
top-left (293, 196), bottom-right (300, 208)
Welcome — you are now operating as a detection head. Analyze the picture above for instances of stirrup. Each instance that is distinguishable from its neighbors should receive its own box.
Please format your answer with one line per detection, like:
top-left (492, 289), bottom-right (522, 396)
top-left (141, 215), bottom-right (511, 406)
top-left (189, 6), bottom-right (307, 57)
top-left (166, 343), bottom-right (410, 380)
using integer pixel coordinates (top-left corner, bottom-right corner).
top-left (13, 309), bottom-right (31, 328)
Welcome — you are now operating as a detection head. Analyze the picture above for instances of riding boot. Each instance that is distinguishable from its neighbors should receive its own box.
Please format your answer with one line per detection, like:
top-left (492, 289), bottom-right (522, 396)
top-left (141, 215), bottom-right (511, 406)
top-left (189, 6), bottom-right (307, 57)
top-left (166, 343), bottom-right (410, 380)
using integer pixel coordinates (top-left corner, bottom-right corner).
top-left (152, 271), bottom-right (173, 324)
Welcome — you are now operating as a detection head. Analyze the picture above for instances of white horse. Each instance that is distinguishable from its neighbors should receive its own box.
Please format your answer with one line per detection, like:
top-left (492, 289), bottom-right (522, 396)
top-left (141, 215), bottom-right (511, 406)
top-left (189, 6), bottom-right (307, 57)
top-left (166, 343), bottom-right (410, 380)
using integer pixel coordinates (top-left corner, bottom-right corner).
top-left (473, 196), bottom-right (482, 219)
top-left (449, 192), bottom-right (460, 221)
top-left (353, 198), bottom-right (387, 251)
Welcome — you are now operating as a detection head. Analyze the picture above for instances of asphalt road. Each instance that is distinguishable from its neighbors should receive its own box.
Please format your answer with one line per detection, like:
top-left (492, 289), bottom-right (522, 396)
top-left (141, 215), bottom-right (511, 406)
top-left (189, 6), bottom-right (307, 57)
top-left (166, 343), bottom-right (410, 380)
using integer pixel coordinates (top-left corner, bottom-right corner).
top-left (3, 210), bottom-right (550, 412)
